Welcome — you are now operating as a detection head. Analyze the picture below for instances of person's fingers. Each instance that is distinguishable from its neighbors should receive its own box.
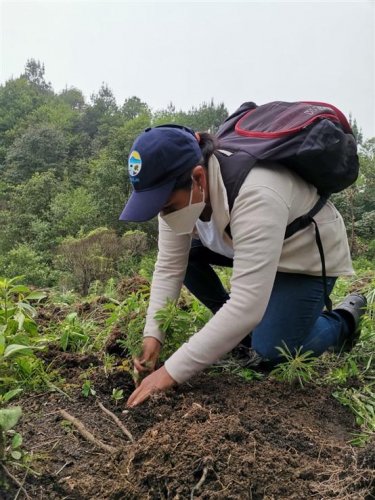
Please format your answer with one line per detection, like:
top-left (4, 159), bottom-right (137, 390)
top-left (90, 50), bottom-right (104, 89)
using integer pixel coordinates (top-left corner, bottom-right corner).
top-left (133, 358), bottom-right (147, 372)
top-left (128, 390), bottom-right (149, 407)
top-left (127, 385), bottom-right (153, 407)
top-left (133, 357), bottom-right (156, 373)
top-left (126, 385), bottom-right (142, 407)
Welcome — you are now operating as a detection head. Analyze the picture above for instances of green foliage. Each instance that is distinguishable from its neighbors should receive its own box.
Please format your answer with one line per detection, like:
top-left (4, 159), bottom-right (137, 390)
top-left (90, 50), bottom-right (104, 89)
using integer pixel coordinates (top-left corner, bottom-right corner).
top-left (109, 291), bottom-right (211, 362)
top-left (0, 171), bottom-right (60, 255)
top-left (0, 276), bottom-right (46, 337)
top-left (117, 230), bottom-right (150, 277)
top-left (81, 379), bottom-right (96, 398)
top-left (5, 124), bottom-right (68, 182)
top-left (0, 389), bottom-right (23, 405)
top-left (152, 99), bottom-right (228, 133)
top-left (50, 186), bottom-right (100, 237)
top-left (154, 297), bottom-right (211, 361)
top-left (1, 59), bottom-right (370, 292)
top-left (0, 244), bottom-right (54, 287)
top-left (56, 228), bottom-right (123, 295)
top-left (332, 140), bottom-right (375, 258)
top-left (58, 87), bottom-right (85, 111)
top-left (334, 387), bottom-right (375, 445)
top-left (87, 152), bottom-right (127, 231)
top-left (323, 281), bottom-right (375, 445)
top-left (0, 71), bottom-right (51, 162)
top-left (0, 406), bottom-right (24, 463)
top-left (59, 312), bottom-right (91, 352)
top-left (111, 388), bottom-right (124, 403)
top-left (22, 59), bottom-right (52, 92)
top-left (270, 343), bottom-right (318, 388)
top-left (106, 290), bottom-right (149, 358)
top-left (121, 96), bottom-right (151, 122)
top-left (56, 228), bottom-right (151, 294)
top-left (0, 276), bottom-right (50, 394)
top-left (138, 252), bottom-right (157, 281)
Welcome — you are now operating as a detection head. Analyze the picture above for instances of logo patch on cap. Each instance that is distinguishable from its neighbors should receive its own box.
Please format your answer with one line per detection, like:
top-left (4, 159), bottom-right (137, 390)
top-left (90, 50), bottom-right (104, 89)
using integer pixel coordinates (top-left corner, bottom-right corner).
top-left (128, 150), bottom-right (142, 177)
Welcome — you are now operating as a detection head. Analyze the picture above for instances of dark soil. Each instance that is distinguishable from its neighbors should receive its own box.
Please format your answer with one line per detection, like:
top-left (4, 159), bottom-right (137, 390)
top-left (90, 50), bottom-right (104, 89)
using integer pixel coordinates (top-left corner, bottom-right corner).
top-left (2, 354), bottom-right (374, 500)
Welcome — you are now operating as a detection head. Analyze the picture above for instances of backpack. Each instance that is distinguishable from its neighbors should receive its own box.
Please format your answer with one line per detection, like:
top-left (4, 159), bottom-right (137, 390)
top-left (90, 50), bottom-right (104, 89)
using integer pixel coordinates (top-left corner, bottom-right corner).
top-left (216, 101), bottom-right (359, 194)
top-left (215, 101), bottom-right (360, 310)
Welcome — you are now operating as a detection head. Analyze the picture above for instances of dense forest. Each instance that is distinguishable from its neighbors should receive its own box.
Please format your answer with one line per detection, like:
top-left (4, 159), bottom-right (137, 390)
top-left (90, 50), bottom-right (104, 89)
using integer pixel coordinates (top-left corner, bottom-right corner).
top-left (0, 59), bottom-right (374, 294)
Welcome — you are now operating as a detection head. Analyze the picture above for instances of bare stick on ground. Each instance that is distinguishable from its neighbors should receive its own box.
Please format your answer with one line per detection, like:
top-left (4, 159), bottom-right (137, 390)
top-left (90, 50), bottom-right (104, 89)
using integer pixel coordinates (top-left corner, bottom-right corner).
top-left (1, 464), bottom-right (31, 500)
top-left (14, 468), bottom-right (29, 500)
top-left (97, 401), bottom-right (135, 443)
top-left (190, 466), bottom-right (209, 499)
top-left (59, 409), bottom-right (117, 454)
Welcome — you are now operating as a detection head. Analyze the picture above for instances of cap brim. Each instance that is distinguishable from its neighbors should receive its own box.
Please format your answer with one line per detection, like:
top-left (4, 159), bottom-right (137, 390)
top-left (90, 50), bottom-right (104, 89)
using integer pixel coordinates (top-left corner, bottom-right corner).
top-left (119, 178), bottom-right (176, 222)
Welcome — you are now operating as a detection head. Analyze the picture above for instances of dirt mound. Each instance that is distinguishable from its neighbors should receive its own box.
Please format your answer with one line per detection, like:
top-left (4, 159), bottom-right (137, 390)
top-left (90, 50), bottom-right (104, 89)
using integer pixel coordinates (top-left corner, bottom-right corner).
top-left (2, 365), bottom-right (374, 499)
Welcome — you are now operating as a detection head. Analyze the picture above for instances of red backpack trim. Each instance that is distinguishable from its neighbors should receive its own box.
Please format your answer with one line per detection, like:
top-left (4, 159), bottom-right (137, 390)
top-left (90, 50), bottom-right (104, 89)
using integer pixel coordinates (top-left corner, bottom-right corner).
top-left (235, 101), bottom-right (350, 139)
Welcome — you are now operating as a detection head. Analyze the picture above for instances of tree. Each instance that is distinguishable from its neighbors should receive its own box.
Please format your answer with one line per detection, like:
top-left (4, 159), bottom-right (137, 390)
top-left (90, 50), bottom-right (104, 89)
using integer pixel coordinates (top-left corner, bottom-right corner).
top-left (5, 125), bottom-right (68, 182)
top-left (0, 244), bottom-right (54, 287)
top-left (56, 228), bottom-right (124, 295)
top-left (152, 99), bottom-right (228, 132)
top-left (332, 137), bottom-right (375, 255)
top-left (122, 96), bottom-right (150, 121)
top-left (0, 171), bottom-right (60, 253)
top-left (59, 87), bottom-right (85, 111)
top-left (187, 99), bottom-right (228, 132)
top-left (80, 84), bottom-right (122, 150)
top-left (22, 59), bottom-right (52, 92)
top-left (50, 186), bottom-right (100, 238)
top-left (349, 114), bottom-right (363, 146)
top-left (87, 152), bottom-right (127, 231)
top-left (0, 77), bottom-right (50, 163)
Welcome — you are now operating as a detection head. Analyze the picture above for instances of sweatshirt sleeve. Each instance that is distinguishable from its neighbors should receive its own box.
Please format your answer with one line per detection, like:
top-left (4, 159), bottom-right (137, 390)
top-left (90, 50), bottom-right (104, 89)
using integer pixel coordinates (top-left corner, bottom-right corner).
top-left (143, 216), bottom-right (192, 344)
top-left (164, 185), bottom-right (290, 383)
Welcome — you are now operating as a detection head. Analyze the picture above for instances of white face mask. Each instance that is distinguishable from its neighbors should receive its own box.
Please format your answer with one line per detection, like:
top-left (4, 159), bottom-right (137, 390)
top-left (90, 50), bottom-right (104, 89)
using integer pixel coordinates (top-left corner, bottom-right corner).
top-left (161, 182), bottom-right (206, 235)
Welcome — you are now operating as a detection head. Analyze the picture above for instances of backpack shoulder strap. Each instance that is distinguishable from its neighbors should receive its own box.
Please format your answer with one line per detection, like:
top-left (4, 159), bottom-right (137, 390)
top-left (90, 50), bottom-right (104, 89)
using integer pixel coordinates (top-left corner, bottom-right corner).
top-left (284, 196), bottom-right (328, 239)
top-left (284, 196), bottom-right (332, 312)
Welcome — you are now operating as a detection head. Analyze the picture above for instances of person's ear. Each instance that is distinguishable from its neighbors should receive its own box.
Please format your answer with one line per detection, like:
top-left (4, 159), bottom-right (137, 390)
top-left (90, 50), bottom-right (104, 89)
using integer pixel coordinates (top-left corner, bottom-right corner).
top-left (191, 165), bottom-right (206, 191)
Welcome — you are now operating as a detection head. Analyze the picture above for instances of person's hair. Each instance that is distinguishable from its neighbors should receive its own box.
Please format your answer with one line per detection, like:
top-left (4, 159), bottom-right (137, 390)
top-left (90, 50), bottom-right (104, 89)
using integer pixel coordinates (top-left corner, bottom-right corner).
top-left (174, 132), bottom-right (218, 190)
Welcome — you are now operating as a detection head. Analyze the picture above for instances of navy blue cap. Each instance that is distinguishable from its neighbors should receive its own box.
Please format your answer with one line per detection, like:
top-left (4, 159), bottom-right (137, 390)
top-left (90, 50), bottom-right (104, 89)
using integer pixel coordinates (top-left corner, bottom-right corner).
top-left (119, 125), bottom-right (202, 222)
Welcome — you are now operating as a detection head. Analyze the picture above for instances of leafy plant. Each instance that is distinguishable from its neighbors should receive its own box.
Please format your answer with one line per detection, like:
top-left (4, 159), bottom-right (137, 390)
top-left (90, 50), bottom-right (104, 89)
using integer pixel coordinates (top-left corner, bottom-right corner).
top-left (111, 388), bottom-right (124, 404)
top-left (81, 379), bottom-right (96, 398)
top-left (333, 387), bottom-right (375, 445)
top-left (0, 276), bottom-right (50, 394)
top-left (270, 343), bottom-right (318, 388)
top-left (60, 312), bottom-right (90, 352)
top-left (0, 406), bottom-right (24, 462)
top-left (154, 297), bottom-right (211, 361)
top-left (0, 388), bottom-right (23, 404)
top-left (105, 290), bottom-right (149, 358)
top-left (0, 275), bottom-right (46, 340)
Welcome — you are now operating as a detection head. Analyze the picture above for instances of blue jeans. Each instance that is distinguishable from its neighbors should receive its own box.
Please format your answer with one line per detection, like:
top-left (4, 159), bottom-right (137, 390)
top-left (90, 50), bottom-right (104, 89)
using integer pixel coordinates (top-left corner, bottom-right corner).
top-left (183, 240), bottom-right (351, 362)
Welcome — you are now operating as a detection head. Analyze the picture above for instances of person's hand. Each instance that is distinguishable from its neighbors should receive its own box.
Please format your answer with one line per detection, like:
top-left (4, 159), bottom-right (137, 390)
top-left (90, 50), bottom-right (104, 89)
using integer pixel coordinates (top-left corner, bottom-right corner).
top-left (127, 366), bottom-right (176, 407)
top-left (133, 337), bottom-right (161, 385)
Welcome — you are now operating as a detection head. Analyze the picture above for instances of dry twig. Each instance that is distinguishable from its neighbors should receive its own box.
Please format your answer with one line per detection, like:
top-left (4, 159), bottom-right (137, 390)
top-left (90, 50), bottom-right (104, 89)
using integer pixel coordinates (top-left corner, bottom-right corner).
top-left (190, 466), bottom-right (209, 499)
top-left (59, 409), bottom-right (117, 454)
top-left (14, 468), bottom-right (29, 500)
top-left (1, 464), bottom-right (30, 500)
top-left (97, 401), bottom-right (135, 442)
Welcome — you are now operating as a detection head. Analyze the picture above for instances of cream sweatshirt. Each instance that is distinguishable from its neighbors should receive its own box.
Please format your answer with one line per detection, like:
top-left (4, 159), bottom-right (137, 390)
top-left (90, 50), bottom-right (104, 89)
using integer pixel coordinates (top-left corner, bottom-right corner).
top-left (143, 155), bottom-right (353, 384)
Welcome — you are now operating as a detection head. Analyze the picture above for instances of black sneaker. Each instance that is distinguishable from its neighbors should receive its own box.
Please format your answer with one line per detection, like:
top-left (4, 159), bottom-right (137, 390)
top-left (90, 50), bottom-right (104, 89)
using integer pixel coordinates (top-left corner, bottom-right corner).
top-left (334, 293), bottom-right (367, 349)
top-left (214, 345), bottom-right (264, 369)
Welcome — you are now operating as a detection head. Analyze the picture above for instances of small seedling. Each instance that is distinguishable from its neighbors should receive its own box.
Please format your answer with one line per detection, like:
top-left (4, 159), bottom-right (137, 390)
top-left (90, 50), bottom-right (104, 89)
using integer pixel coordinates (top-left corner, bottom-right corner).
top-left (0, 406), bottom-right (24, 463)
top-left (81, 380), bottom-right (96, 398)
top-left (0, 388), bottom-right (23, 404)
top-left (111, 388), bottom-right (124, 404)
top-left (270, 342), bottom-right (318, 388)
